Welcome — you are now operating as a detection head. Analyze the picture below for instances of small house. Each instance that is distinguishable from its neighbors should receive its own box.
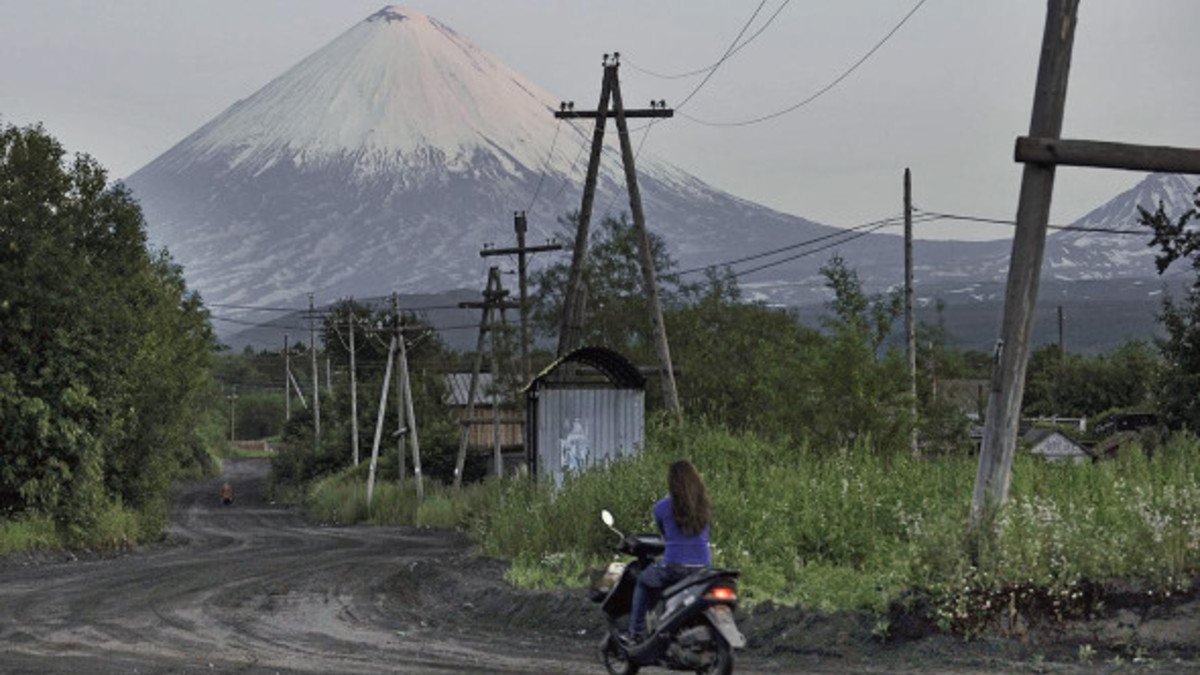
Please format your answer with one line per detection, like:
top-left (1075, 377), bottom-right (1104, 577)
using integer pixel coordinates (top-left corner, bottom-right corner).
top-left (1022, 427), bottom-right (1092, 464)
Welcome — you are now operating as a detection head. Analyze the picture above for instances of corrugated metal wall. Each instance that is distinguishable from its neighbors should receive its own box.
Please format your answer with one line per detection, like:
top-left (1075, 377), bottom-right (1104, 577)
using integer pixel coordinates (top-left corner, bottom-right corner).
top-left (535, 388), bottom-right (645, 486)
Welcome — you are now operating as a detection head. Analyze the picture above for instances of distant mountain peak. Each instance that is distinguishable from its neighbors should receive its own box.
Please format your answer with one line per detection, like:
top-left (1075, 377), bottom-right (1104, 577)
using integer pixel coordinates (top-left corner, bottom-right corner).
top-left (366, 6), bottom-right (412, 23)
top-left (151, 4), bottom-right (564, 177)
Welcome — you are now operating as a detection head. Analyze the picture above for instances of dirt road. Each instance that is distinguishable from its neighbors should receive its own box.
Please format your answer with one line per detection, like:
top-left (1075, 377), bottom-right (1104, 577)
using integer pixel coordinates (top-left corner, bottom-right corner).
top-left (1, 459), bottom-right (607, 674)
top-left (2, 459), bottom-right (1195, 674)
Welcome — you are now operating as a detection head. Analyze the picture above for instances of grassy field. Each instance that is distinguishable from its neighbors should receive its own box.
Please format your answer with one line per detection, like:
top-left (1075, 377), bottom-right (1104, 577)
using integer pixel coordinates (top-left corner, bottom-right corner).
top-left (305, 422), bottom-right (1200, 624)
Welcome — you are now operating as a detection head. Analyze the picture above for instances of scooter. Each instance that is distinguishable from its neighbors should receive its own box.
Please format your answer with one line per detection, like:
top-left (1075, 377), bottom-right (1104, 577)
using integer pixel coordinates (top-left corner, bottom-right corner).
top-left (591, 509), bottom-right (745, 675)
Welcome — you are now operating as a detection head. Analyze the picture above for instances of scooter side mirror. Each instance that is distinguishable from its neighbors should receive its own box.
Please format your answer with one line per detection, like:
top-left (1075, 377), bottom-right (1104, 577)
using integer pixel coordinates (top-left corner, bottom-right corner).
top-left (600, 509), bottom-right (624, 540)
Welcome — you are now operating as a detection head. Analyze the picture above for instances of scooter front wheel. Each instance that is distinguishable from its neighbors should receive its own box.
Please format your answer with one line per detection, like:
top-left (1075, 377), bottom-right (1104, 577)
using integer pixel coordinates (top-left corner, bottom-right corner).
top-left (599, 632), bottom-right (640, 675)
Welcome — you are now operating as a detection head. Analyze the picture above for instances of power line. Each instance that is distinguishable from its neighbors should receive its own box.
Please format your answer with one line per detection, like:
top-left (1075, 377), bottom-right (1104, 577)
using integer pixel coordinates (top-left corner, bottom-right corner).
top-left (731, 220), bottom-right (896, 278)
top-left (914, 208), bottom-right (1151, 235)
top-left (680, 0), bottom-right (929, 127)
top-left (674, 0), bottom-right (771, 112)
top-left (526, 118), bottom-right (562, 214)
top-left (624, 0), bottom-right (793, 81)
top-left (677, 214), bottom-right (914, 276)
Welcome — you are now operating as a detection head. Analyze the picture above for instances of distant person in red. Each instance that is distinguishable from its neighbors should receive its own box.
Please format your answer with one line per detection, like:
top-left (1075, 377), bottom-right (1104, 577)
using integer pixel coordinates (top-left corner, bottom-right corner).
top-left (221, 483), bottom-right (234, 506)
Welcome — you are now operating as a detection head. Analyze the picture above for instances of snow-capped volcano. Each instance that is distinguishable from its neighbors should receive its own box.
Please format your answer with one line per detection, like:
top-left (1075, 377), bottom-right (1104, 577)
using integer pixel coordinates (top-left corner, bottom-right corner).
top-left (126, 5), bottom-right (1188, 333)
top-left (173, 6), bottom-right (567, 177)
top-left (127, 5), bottom-right (849, 311)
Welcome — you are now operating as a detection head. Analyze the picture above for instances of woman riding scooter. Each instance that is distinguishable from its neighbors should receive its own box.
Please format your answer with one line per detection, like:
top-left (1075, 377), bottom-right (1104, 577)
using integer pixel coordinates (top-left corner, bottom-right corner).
top-left (623, 459), bottom-right (711, 645)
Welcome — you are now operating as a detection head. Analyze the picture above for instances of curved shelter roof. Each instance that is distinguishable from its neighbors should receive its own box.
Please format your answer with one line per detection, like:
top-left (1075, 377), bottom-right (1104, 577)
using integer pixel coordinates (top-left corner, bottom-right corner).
top-left (525, 346), bottom-right (646, 391)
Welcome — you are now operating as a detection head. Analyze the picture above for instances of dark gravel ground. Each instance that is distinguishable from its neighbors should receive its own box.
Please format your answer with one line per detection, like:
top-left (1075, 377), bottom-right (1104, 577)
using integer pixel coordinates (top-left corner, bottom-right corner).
top-left (1, 458), bottom-right (1196, 674)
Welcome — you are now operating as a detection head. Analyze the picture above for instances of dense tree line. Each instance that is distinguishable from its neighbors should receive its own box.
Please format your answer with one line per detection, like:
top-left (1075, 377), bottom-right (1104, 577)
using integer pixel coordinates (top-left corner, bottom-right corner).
top-left (0, 123), bottom-right (217, 538)
top-left (533, 214), bottom-right (918, 454)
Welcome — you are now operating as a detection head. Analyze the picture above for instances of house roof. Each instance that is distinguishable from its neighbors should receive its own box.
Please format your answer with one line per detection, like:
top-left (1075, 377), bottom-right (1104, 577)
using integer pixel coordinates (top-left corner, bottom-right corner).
top-left (1022, 427), bottom-right (1091, 457)
top-left (525, 346), bottom-right (646, 392)
top-left (443, 372), bottom-right (505, 406)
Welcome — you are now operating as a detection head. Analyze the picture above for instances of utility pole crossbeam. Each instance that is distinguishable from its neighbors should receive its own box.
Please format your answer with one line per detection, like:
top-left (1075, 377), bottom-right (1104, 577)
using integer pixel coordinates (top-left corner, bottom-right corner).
top-left (556, 110), bottom-right (674, 120)
top-left (971, 0), bottom-right (1080, 534)
top-left (1015, 137), bottom-right (1200, 174)
top-left (555, 55), bottom-right (682, 421)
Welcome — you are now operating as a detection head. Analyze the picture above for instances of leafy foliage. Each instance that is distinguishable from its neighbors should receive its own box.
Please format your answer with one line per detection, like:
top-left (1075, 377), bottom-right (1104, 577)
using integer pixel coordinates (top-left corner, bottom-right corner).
top-left (1138, 184), bottom-right (1200, 429)
top-left (269, 298), bottom-right (473, 486)
top-left (1022, 341), bottom-right (1157, 418)
top-left (0, 123), bottom-right (216, 535)
top-left (533, 214), bottom-right (916, 453)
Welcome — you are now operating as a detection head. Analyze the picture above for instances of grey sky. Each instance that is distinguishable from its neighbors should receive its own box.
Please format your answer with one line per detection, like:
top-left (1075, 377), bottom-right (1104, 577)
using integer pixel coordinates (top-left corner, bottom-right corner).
top-left (2, 1), bottom-right (1197, 241)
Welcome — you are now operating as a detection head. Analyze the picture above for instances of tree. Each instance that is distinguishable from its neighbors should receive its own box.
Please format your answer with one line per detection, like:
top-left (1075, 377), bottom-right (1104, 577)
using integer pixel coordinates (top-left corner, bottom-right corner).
top-left (1138, 184), bottom-right (1200, 429)
top-left (532, 212), bottom-right (691, 360)
top-left (0, 123), bottom-right (215, 532)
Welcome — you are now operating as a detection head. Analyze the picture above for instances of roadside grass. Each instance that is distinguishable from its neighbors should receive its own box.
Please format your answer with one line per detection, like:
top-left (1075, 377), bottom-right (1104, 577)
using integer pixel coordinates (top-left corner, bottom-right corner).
top-left (298, 422), bottom-right (1200, 618)
top-left (0, 514), bottom-right (57, 554)
top-left (303, 467), bottom-right (503, 529)
top-left (0, 500), bottom-right (161, 555)
top-left (475, 423), bottom-right (1200, 616)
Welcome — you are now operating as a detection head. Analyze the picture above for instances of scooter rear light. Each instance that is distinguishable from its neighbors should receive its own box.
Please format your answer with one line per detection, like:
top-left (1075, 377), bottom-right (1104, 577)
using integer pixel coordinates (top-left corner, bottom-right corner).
top-left (705, 586), bottom-right (737, 602)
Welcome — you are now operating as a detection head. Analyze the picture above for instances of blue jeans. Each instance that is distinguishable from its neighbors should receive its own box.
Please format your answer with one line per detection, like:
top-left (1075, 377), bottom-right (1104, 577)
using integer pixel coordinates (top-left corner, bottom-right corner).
top-left (629, 563), bottom-right (689, 636)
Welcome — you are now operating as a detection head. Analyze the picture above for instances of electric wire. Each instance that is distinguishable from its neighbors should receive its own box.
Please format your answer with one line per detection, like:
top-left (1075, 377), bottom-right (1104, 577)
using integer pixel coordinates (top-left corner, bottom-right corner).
top-left (676, 214), bottom-right (912, 276)
top-left (673, 0), bottom-right (771, 112)
top-left (525, 118), bottom-right (562, 214)
top-left (624, 0), bottom-right (793, 81)
top-left (680, 0), bottom-right (929, 127)
top-left (730, 220), bottom-right (897, 279)
top-left (914, 208), bottom-right (1151, 235)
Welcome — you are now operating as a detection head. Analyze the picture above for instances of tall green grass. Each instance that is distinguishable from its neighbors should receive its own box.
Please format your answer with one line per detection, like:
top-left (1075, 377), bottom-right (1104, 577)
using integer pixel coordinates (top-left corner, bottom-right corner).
top-left (475, 424), bottom-right (1200, 615)
top-left (303, 469), bottom-right (503, 529)
top-left (301, 423), bottom-right (1200, 618)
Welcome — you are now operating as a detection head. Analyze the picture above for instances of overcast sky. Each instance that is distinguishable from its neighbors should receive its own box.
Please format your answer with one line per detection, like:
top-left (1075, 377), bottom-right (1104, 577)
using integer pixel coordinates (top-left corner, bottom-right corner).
top-left (2, 0), bottom-right (1198, 240)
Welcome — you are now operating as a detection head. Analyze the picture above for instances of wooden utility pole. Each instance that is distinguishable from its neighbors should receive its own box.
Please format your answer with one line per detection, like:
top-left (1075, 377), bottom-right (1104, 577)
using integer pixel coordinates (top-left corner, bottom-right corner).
top-left (309, 293), bottom-right (320, 451)
top-left (396, 304), bottom-right (424, 501)
top-left (481, 211), bottom-right (563, 384)
top-left (556, 55), bottom-right (681, 421)
top-left (972, 0), bottom-right (1079, 532)
top-left (366, 331), bottom-right (396, 509)
top-left (349, 313), bottom-right (360, 466)
top-left (904, 168), bottom-right (917, 457)
top-left (452, 267), bottom-right (519, 489)
top-left (968, 0), bottom-right (1200, 530)
top-left (489, 303), bottom-right (505, 477)
top-left (1057, 305), bottom-right (1065, 362)
top-left (556, 63), bottom-right (613, 358)
top-left (392, 294), bottom-right (405, 482)
top-left (284, 334), bottom-right (291, 421)
top-left (227, 385), bottom-right (237, 443)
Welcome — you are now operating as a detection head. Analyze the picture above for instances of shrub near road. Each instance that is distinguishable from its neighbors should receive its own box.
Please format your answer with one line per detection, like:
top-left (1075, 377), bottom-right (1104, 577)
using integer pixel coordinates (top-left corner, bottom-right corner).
top-left (476, 422), bottom-right (1200, 624)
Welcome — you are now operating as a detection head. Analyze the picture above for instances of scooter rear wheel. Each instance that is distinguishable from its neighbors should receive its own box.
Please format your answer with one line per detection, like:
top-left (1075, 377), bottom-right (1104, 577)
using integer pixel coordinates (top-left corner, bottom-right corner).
top-left (696, 633), bottom-right (733, 675)
top-left (599, 632), bottom-right (640, 675)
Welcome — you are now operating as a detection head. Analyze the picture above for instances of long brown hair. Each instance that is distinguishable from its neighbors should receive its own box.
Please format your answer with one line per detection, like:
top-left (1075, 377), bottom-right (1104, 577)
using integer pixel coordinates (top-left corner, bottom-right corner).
top-left (668, 460), bottom-right (710, 536)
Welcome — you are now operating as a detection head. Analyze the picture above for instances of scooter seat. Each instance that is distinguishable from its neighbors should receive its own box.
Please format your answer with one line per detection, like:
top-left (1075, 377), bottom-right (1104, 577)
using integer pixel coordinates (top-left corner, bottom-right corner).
top-left (662, 567), bottom-right (739, 599)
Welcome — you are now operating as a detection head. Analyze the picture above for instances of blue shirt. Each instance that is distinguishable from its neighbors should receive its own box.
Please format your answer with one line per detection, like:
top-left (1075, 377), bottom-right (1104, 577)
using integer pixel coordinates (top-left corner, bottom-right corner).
top-left (653, 496), bottom-right (710, 567)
